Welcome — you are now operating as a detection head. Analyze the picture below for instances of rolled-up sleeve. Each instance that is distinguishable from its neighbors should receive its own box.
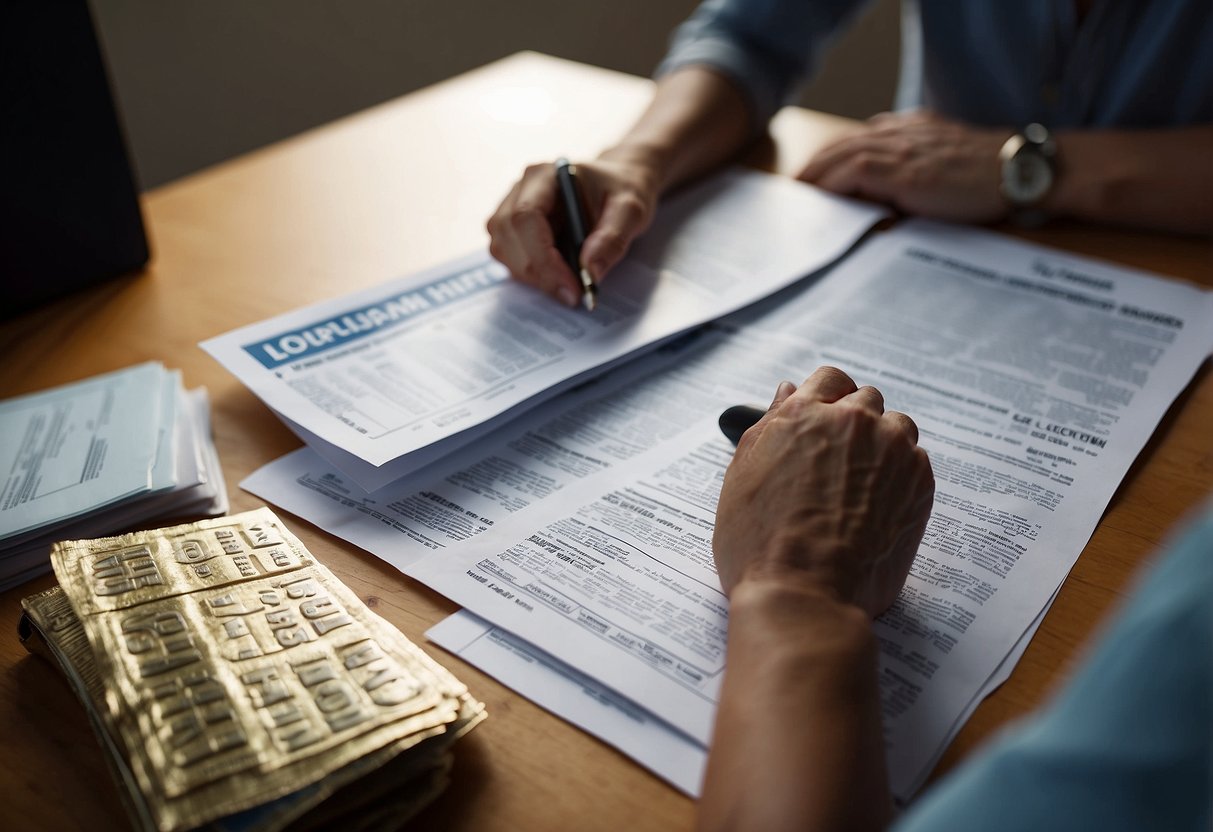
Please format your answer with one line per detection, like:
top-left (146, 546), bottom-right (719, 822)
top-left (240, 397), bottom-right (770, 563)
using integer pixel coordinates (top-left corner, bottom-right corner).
top-left (656, 0), bottom-right (872, 134)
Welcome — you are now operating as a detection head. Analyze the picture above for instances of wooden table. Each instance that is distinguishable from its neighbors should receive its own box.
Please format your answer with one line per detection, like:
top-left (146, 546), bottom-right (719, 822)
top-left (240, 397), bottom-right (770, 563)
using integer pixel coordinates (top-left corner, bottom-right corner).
top-left (1, 52), bottom-right (1210, 830)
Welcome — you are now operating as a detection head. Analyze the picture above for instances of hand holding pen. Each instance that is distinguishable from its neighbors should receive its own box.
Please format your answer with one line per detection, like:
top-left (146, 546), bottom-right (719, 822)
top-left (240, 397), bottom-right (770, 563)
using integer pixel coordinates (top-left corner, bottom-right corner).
top-left (486, 153), bottom-right (661, 309)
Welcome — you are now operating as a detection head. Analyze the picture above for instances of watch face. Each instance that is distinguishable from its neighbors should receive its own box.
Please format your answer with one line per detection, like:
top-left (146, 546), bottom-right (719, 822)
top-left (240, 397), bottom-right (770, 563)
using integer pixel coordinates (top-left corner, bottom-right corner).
top-left (1003, 151), bottom-right (1053, 205)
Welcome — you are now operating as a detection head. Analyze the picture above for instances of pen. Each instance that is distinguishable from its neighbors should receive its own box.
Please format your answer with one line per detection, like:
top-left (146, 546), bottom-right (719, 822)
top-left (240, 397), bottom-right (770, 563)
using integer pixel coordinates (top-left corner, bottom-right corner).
top-left (554, 157), bottom-right (598, 311)
top-left (718, 404), bottom-right (766, 446)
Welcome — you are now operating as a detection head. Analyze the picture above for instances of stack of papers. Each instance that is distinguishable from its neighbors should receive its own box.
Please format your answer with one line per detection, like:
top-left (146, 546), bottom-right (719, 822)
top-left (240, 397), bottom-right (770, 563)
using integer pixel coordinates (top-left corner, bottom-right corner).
top-left (201, 169), bottom-right (889, 491)
top-left (237, 217), bottom-right (1213, 800)
top-left (0, 362), bottom-right (227, 591)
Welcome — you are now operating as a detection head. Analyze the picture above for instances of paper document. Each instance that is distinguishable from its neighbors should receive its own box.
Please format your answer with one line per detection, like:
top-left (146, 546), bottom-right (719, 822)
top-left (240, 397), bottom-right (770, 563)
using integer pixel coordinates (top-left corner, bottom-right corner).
top-left (1, 363), bottom-right (229, 590)
top-left (424, 590), bottom-right (1048, 802)
top-left (0, 362), bottom-right (168, 540)
top-left (206, 169), bottom-right (886, 489)
top-left (428, 610), bottom-right (708, 796)
top-left (246, 220), bottom-right (1213, 797)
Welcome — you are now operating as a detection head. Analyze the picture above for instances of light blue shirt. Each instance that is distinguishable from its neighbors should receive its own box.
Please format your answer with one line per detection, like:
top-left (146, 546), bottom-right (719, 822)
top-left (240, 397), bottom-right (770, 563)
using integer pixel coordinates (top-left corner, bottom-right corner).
top-left (893, 501), bottom-right (1213, 831)
top-left (659, 7), bottom-right (1213, 827)
top-left (658, 1), bottom-right (1213, 132)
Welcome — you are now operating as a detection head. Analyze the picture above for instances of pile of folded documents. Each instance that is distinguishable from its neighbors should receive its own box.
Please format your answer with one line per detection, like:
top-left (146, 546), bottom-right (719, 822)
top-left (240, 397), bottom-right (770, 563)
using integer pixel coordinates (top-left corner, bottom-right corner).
top-left (0, 362), bottom-right (228, 591)
top-left (19, 507), bottom-right (485, 832)
top-left (199, 170), bottom-right (888, 492)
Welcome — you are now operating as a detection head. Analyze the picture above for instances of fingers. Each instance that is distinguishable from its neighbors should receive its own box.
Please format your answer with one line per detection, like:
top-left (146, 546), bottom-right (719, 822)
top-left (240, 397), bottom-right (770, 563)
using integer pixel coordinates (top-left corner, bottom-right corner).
top-left (843, 385), bottom-right (884, 413)
top-left (487, 163), bottom-right (582, 306)
top-left (581, 188), bottom-right (652, 281)
top-left (733, 381), bottom-right (798, 450)
top-left (798, 131), bottom-right (910, 205)
top-left (798, 135), bottom-right (857, 184)
top-left (798, 119), bottom-right (929, 202)
top-left (812, 152), bottom-right (904, 201)
top-left (799, 137), bottom-right (915, 206)
top-left (800, 130), bottom-right (905, 183)
top-left (883, 410), bottom-right (920, 444)
top-left (801, 111), bottom-right (944, 185)
top-left (839, 384), bottom-right (922, 445)
top-left (796, 366), bottom-right (858, 403)
top-left (866, 110), bottom-right (899, 126)
top-left (792, 369), bottom-right (923, 445)
top-left (867, 108), bottom-right (936, 128)
top-left (769, 380), bottom-right (797, 411)
top-left (799, 113), bottom-right (1009, 222)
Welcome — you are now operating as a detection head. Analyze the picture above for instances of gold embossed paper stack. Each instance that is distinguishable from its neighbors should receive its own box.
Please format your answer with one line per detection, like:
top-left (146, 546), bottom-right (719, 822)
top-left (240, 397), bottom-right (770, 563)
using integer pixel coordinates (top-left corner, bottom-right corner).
top-left (18, 507), bottom-right (485, 831)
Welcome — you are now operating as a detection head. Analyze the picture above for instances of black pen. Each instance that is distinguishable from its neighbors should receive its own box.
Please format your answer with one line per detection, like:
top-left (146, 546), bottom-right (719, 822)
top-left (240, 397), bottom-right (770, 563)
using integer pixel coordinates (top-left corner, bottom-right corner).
top-left (718, 404), bottom-right (766, 446)
top-left (554, 157), bottom-right (598, 311)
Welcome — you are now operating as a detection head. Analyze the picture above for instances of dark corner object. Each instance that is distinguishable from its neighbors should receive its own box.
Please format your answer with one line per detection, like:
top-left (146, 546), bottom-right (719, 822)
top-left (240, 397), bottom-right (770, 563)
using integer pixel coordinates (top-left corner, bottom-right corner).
top-left (719, 404), bottom-right (766, 447)
top-left (1, 0), bottom-right (150, 319)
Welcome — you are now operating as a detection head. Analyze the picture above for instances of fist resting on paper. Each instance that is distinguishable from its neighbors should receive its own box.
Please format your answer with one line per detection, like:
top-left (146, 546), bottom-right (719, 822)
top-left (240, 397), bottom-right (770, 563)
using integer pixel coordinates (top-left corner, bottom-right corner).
top-left (713, 366), bottom-right (935, 617)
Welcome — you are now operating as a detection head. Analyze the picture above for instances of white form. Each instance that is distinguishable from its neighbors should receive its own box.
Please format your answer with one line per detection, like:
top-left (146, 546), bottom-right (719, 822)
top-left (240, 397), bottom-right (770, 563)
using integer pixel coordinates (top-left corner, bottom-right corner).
top-left (1, 375), bottom-right (230, 592)
top-left (427, 610), bottom-right (708, 797)
top-left (265, 342), bottom-right (682, 493)
top-left (204, 169), bottom-right (886, 489)
top-left (242, 330), bottom-right (736, 561)
top-left (245, 220), bottom-right (1213, 798)
top-left (0, 362), bottom-right (169, 540)
top-left (423, 595), bottom-right (1045, 802)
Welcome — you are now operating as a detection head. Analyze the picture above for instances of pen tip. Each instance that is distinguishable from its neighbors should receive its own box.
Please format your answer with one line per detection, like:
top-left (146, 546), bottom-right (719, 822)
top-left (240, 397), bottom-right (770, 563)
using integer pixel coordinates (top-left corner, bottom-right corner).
top-left (580, 268), bottom-right (597, 312)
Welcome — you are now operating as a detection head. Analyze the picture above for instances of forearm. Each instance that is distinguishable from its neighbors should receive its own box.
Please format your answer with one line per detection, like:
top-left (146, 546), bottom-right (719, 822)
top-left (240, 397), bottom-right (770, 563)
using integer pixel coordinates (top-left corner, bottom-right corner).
top-left (697, 575), bottom-right (891, 832)
top-left (1047, 127), bottom-right (1213, 235)
top-left (600, 65), bottom-right (755, 194)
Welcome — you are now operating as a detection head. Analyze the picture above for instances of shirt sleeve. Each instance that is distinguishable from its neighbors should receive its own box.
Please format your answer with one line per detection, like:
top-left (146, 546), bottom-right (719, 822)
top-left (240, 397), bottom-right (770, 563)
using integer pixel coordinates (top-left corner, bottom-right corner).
top-left (893, 502), bottom-right (1213, 832)
top-left (655, 0), bottom-right (874, 135)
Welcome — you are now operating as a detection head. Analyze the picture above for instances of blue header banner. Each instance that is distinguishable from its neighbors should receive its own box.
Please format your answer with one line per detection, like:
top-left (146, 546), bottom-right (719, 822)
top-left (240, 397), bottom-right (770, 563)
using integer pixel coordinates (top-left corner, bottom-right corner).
top-left (243, 263), bottom-right (507, 369)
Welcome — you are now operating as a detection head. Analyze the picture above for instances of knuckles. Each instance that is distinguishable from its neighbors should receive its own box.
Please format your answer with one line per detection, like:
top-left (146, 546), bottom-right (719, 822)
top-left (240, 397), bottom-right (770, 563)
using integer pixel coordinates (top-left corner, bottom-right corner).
top-left (522, 162), bottom-right (550, 179)
top-left (591, 228), bottom-right (627, 260)
top-left (613, 191), bottom-right (650, 222)
top-left (901, 161), bottom-right (937, 190)
top-left (508, 205), bottom-right (545, 233)
top-left (853, 151), bottom-right (881, 176)
top-left (808, 365), bottom-right (854, 387)
top-left (886, 138), bottom-right (915, 164)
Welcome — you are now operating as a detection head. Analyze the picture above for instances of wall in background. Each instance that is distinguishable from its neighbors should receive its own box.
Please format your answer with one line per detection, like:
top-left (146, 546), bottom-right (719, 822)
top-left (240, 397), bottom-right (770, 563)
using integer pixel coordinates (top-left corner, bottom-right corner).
top-left (90, 0), bottom-right (899, 189)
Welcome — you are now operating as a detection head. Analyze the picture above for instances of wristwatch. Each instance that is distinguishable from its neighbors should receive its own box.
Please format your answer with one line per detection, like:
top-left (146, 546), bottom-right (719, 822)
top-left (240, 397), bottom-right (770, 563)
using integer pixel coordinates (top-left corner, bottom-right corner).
top-left (999, 123), bottom-right (1057, 222)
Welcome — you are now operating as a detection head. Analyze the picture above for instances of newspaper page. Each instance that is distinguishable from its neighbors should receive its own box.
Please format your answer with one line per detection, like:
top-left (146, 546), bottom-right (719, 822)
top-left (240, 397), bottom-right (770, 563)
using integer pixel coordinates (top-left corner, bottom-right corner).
top-left (246, 220), bottom-right (1213, 797)
top-left (203, 170), bottom-right (886, 487)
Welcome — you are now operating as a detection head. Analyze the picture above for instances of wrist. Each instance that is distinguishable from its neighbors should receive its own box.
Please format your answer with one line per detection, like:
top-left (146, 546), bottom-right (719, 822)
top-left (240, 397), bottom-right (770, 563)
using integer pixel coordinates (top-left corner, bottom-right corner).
top-left (725, 535), bottom-right (859, 610)
top-left (1041, 130), bottom-right (1128, 222)
top-left (707, 570), bottom-right (888, 832)
top-left (729, 572), bottom-right (873, 658)
top-left (597, 142), bottom-right (674, 192)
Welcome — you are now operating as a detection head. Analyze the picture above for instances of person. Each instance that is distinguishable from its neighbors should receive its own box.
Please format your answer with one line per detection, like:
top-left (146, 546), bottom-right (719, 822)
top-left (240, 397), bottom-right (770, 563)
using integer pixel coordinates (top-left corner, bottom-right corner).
top-left (487, 2), bottom-right (1213, 308)
top-left (702, 365), bottom-right (1211, 831)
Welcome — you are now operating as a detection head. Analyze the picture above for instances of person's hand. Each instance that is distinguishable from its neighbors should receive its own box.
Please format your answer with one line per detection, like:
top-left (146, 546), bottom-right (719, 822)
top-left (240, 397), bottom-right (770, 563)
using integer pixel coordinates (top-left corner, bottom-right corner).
top-left (713, 366), bottom-right (934, 617)
top-left (799, 110), bottom-right (1010, 224)
top-left (486, 151), bottom-right (661, 307)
